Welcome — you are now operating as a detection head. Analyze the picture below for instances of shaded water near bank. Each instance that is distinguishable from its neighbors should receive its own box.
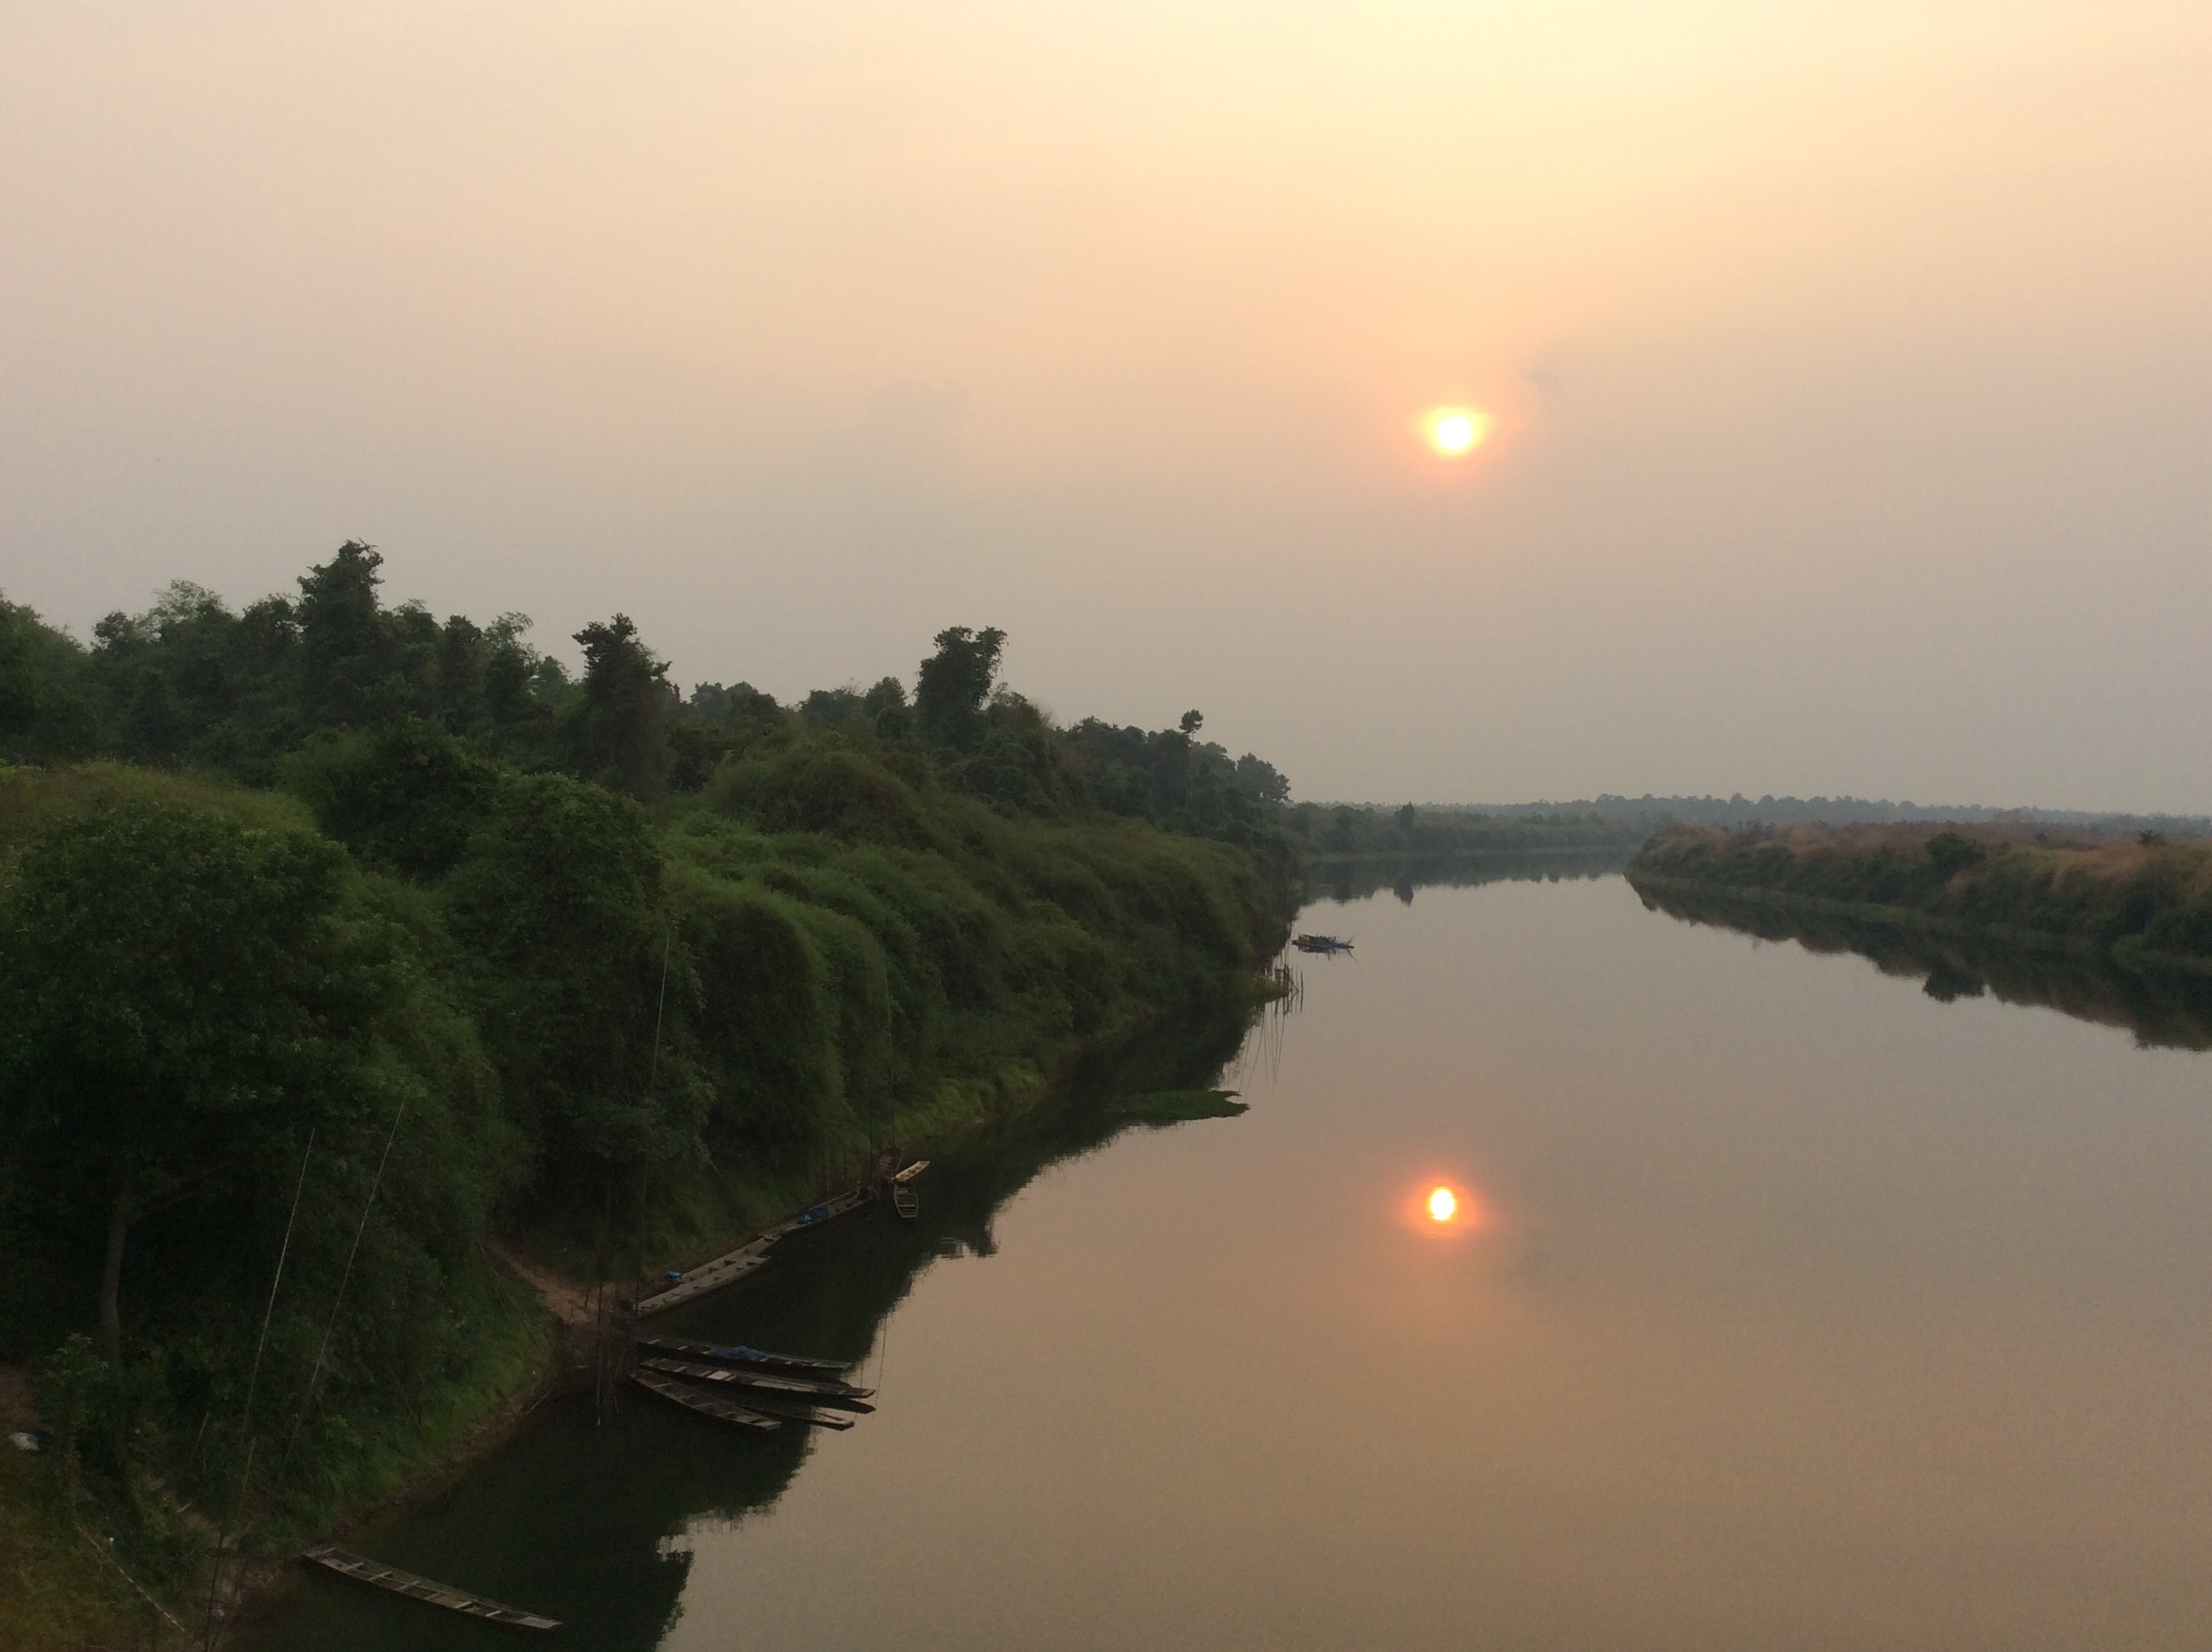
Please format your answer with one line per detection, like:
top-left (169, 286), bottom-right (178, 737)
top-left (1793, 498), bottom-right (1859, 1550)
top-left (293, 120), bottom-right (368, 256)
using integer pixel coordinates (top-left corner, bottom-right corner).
top-left (242, 869), bottom-right (2212, 1649)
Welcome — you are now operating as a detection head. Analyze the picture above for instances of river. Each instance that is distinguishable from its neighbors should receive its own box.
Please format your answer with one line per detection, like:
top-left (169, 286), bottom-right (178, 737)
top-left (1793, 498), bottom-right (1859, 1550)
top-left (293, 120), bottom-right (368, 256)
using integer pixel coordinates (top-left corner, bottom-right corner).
top-left (241, 863), bottom-right (2212, 1649)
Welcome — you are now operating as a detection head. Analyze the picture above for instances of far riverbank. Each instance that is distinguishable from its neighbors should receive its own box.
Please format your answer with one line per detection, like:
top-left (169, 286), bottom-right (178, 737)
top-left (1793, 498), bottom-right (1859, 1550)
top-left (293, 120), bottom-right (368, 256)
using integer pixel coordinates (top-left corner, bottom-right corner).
top-left (1630, 823), bottom-right (2212, 977)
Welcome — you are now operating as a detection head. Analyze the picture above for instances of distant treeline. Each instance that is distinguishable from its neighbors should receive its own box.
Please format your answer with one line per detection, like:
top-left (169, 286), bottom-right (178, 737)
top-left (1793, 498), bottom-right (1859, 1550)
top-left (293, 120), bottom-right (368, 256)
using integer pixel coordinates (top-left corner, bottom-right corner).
top-left (0, 546), bottom-right (1296, 1626)
top-left (1630, 822), bottom-right (2212, 976)
top-left (1303, 847), bottom-right (1632, 908)
top-left (1419, 793), bottom-right (2212, 837)
top-left (1283, 801), bottom-right (1656, 860)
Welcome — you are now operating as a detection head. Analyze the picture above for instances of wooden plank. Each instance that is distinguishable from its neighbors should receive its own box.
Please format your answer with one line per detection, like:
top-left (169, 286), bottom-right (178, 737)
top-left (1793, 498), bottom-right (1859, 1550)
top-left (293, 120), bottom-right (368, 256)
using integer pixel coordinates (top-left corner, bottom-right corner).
top-left (301, 1544), bottom-right (560, 1632)
top-left (631, 1368), bottom-right (783, 1430)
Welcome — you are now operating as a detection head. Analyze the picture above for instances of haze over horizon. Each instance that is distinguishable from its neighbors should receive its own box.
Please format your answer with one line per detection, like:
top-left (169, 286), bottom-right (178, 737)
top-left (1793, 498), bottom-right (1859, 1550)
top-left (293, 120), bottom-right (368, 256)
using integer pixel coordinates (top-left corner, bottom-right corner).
top-left (4, 3), bottom-right (2207, 813)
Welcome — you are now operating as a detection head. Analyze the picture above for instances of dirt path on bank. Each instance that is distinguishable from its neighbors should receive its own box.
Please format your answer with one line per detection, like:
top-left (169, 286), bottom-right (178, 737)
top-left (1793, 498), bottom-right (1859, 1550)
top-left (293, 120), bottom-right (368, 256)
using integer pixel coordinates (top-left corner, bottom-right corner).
top-left (0, 1364), bottom-right (36, 1437)
top-left (484, 1240), bottom-right (597, 1327)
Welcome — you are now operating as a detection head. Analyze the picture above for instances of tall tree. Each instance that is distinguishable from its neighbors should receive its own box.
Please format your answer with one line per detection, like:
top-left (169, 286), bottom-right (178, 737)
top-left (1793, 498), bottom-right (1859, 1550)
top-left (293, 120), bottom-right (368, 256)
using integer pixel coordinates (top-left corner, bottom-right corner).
top-left (570, 614), bottom-right (674, 800)
top-left (297, 541), bottom-right (396, 729)
top-left (0, 804), bottom-right (380, 1358)
top-left (914, 625), bottom-right (1004, 751)
top-left (0, 596), bottom-right (99, 763)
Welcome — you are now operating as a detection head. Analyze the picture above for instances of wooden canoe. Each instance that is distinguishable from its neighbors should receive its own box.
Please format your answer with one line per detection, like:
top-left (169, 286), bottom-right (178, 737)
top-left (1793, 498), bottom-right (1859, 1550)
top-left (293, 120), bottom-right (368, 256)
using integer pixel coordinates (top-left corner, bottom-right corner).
top-left (301, 1544), bottom-right (560, 1632)
top-left (632, 1335), bottom-right (852, 1378)
top-left (678, 1386), bottom-right (859, 1431)
top-left (639, 1357), bottom-right (875, 1410)
top-left (631, 1367), bottom-right (782, 1430)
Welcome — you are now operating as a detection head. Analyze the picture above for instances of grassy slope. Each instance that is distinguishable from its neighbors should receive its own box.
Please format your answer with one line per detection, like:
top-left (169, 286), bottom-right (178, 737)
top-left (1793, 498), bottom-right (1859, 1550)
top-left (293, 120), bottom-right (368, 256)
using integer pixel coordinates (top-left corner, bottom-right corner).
top-left (1630, 823), bottom-right (2212, 973)
top-left (0, 1443), bottom-right (149, 1652)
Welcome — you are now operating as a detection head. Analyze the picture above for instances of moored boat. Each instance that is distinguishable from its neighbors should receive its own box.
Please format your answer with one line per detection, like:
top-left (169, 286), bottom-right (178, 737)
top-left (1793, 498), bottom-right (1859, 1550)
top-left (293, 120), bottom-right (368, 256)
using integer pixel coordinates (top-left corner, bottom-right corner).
top-left (631, 1367), bottom-right (783, 1430)
top-left (639, 1356), bottom-right (876, 1409)
top-left (632, 1334), bottom-right (853, 1378)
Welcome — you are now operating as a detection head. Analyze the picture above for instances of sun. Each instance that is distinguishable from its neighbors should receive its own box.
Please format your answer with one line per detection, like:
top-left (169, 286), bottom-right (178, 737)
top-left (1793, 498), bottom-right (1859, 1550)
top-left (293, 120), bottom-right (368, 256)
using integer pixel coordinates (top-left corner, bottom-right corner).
top-left (1427, 1185), bottom-right (1458, 1223)
top-left (1425, 407), bottom-right (1489, 457)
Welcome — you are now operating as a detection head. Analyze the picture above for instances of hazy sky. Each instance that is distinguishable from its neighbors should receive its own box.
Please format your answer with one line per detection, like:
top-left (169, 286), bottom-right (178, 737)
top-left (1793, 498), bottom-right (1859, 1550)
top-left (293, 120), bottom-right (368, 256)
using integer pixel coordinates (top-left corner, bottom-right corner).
top-left (3, 2), bottom-right (2207, 810)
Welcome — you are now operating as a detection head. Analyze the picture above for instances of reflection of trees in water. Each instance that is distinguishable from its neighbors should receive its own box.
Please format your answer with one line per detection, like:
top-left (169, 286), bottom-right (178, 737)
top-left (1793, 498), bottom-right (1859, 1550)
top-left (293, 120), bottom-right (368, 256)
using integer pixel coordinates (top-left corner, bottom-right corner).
top-left (1638, 884), bottom-right (2212, 1052)
top-left (1307, 849), bottom-right (1633, 907)
top-left (281, 998), bottom-right (1268, 1652)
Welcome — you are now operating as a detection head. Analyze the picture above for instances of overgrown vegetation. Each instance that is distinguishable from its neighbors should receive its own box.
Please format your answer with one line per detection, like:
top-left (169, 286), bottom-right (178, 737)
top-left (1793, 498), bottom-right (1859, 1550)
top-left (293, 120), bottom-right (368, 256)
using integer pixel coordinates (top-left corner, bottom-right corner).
top-left (0, 547), bottom-right (1298, 1644)
top-left (1630, 822), bottom-right (2212, 974)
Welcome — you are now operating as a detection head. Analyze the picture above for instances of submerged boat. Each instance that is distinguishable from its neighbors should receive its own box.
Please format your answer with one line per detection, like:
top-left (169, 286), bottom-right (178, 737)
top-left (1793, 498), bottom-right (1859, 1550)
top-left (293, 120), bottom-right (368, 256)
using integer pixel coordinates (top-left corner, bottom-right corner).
top-left (1290, 933), bottom-right (1354, 955)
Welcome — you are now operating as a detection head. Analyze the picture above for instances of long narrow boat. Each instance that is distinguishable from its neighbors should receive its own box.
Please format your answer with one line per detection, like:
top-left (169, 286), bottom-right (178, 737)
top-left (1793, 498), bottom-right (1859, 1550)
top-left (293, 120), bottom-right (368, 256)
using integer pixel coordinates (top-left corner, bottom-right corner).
top-left (769, 1185), bottom-right (877, 1238)
top-left (892, 1159), bottom-right (929, 1183)
top-left (301, 1544), bottom-right (560, 1632)
top-left (631, 1367), bottom-right (783, 1430)
top-left (639, 1357), bottom-right (876, 1411)
top-left (632, 1335), bottom-right (852, 1379)
top-left (676, 1384), bottom-right (859, 1431)
top-left (632, 1239), bottom-right (774, 1317)
top-left (636, 1185), bottom-right (881, 1318)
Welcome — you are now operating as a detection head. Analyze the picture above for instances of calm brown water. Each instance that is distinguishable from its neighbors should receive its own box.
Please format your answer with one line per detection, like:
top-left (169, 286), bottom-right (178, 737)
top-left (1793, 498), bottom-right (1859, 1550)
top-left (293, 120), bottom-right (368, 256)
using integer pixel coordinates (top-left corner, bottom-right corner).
top-left (243, 870), bottom-right (2212, 1650)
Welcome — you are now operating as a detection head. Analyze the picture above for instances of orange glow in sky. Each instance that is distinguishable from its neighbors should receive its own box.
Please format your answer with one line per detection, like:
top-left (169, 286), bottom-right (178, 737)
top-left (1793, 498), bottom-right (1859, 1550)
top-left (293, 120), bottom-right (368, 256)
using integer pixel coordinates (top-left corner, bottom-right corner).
top-left (1406, 1180), bottom-right (1481, 1234)
top-left (1425, 407), bottom-right (1490, 457)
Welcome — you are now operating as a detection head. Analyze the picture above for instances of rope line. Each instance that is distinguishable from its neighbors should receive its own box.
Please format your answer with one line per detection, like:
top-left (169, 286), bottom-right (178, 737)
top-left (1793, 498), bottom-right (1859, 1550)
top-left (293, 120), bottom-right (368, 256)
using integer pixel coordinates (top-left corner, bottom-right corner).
top-left (201, 1130), bottom-right (314, 1649)
top-left (278, 1100), bottom-right (408, 1471)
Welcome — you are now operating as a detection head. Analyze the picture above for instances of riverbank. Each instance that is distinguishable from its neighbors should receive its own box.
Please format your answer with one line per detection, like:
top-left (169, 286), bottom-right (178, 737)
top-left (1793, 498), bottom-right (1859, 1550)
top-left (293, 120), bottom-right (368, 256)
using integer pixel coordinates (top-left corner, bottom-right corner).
top-left (217, 975), bottom-right (1276, 1644)
top-left (9, 968), bottom-right (1282, 1652)
top-left (1634, 878), bottom-right (2212, 1051)
top-left (1629, 823), bottom-right (2212, 975)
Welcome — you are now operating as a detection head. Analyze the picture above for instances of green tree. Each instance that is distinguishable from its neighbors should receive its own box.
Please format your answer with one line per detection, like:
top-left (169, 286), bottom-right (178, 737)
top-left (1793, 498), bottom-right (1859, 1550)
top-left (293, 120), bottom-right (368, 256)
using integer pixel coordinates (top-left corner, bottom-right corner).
top-left (297, 542), bottom-right (396, 729)
top-left (0, 804), bottom-right (379, 1358)
top-left (915, 625), bottom-right (1004, 751)
top-left (1926, 829), bottom-right (1988, 879)
top-left (570, 614), bottom-right (674, 800)
top-left (443, 772), bottom-right (690, 1182)
top-left (285, 716), bottom-right (509, 878)
top-left (0, 595), bottom-right (101, 763)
